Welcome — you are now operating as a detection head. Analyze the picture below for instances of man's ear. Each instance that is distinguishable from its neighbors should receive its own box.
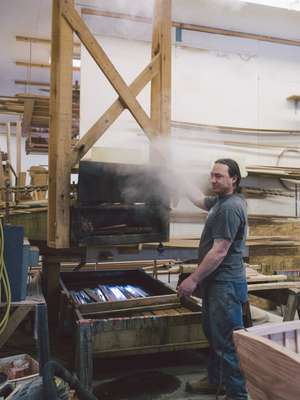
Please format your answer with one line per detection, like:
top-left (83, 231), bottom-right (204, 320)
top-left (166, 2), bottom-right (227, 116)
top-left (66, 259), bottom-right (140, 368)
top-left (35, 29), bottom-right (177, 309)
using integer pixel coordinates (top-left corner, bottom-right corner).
top-left (232, 176), bottom-right (237, 184)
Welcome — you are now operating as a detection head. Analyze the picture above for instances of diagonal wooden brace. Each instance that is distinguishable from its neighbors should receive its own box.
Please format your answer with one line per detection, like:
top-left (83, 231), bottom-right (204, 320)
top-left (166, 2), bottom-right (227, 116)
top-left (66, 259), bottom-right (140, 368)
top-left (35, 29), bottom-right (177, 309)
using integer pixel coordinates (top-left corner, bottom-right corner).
top-left (62, 0), bottom-right (156, 141)
top-left (68, 54), bottom-right (160, 168)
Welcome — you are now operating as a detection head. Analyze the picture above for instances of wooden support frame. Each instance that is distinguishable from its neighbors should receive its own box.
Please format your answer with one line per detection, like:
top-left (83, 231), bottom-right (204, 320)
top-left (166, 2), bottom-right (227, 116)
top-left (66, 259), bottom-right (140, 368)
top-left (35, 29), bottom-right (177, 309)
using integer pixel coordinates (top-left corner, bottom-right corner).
top-left (22, 99), bottom-right (34, 136)
top-left (6, 123), bottom-right (12, 186)
top-left (48, 0), bottom-right (171, 248)
top-left (16, 60), bottom-right (80, 71)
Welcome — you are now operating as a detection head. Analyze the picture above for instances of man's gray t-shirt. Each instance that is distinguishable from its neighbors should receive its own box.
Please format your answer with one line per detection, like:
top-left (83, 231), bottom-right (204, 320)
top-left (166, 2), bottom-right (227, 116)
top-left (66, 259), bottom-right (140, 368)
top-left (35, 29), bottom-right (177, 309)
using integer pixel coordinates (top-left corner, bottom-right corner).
top-left (198, 193), bottom-right (247, 282)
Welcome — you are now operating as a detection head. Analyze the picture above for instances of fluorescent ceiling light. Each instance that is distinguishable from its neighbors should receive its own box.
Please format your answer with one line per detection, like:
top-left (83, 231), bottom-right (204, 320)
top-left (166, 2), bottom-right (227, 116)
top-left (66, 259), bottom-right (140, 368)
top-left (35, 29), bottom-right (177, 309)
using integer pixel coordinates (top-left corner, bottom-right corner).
top-left (240, 0), bottom-right (300, 11)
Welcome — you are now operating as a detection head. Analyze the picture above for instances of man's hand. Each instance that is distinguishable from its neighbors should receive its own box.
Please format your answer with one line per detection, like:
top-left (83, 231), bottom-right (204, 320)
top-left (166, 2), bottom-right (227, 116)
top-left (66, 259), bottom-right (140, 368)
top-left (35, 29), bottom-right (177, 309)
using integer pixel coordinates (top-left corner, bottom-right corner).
top-left (177, 275), bottom-right (198, 298)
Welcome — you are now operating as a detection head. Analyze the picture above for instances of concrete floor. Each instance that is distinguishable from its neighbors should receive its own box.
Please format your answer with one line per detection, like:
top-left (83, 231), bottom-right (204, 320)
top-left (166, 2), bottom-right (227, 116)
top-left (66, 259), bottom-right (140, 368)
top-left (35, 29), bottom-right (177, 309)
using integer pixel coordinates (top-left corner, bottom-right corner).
top-left (92, 348), bottom-right (217, 400)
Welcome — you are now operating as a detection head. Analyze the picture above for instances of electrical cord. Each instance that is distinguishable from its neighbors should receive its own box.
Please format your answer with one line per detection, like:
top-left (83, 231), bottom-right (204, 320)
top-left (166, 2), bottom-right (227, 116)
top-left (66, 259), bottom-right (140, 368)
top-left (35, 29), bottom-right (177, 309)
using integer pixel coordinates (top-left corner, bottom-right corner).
top-left (0, 221), bottom-right (11, 336)
top-left (215, 325), bottom-right (247, 400)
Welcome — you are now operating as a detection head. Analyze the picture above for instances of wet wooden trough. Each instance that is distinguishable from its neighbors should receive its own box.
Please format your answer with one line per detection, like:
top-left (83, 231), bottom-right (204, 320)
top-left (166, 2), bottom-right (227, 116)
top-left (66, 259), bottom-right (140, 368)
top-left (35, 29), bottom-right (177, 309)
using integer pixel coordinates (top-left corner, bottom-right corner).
top-left (59, 268), bottom-right (207, 389)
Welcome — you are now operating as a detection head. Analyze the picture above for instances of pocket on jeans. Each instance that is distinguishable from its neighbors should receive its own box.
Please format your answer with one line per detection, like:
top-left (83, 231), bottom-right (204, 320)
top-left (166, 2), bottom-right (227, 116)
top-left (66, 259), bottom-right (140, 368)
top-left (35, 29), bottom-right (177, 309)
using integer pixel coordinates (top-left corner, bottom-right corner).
top-left (233, 282), bottom-right (248, 304)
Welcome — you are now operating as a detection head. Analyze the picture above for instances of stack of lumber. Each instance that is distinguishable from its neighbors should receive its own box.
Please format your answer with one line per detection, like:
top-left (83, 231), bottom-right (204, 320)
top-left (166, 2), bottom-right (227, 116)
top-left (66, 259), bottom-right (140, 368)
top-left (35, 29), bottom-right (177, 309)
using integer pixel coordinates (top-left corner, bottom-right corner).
top-left (171, 211), bottom-right (298, 224)
top-left (29, 166), bottom-right (48, 200)
top-left (146, 235), bottom-right (300, 249)
top-left (247, 164), bottom-right (300, 180)
top-left (246, 265), bottom-right (286, 282)
top-left (249, 218), bottom-right (300, 271)
top-left (247, 235), bottom-right (300, 247)
top-left (0, 93), bottom-right (79, 153)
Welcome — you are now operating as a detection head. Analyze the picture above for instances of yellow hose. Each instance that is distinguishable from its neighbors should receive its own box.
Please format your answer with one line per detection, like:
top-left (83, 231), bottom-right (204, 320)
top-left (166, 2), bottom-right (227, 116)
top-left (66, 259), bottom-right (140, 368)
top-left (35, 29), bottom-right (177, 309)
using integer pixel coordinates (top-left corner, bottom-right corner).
top-left (0, 222), bottom-right (11, 336)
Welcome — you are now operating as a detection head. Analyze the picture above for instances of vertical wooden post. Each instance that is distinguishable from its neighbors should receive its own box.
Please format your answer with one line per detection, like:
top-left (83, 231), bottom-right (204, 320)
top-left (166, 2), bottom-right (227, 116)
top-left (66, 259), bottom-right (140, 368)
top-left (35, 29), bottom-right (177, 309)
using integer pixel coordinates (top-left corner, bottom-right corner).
top-left (42, 258), bottom-right (61, 324)
top-left (6, 123), bottom-right (12, 185)
top-left (76, 321), bottom-right (93, 390)
top-left (151, 0), bottom-right (172, 138)
top-left (48, 0), bottom-right (74, 248)
top-left (16, 121), bottom-right (22, 201)
top-left (16, 121), bottom-right (22, 180)
top-left (0, 150), bottom-right (4, 202)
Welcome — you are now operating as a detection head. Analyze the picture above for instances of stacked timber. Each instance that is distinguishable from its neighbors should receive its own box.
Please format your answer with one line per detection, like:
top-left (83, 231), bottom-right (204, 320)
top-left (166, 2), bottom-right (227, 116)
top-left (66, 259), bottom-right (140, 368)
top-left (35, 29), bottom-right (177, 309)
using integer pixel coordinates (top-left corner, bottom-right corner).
top-left (247, 164), bottom-right (300, 180)
top-left (0, 93), bottom-right (79, 153)
top-left (249, 217), bottom-right (300, 272)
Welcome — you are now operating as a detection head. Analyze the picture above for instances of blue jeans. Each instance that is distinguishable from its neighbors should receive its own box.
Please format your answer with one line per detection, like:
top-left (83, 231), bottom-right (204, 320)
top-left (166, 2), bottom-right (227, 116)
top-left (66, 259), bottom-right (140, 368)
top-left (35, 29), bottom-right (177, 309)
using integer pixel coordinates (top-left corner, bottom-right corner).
top-left (202, 280), bottom-right (248, 400)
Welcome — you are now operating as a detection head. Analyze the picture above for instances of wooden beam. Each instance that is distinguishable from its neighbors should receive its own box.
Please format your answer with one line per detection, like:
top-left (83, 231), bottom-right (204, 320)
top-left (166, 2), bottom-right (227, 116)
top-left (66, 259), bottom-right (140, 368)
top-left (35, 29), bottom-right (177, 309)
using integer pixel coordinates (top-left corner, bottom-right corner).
top-left (0, 305), bottom-right (33, 349)
top-left (22, 99), bottom-right (34, 136)
top-left (16, 60), bottom-right (80, 71)
top-left (0, 150), bottom-right (4, 201)
top-left (69, 54), bottom-right (160, 167)
top-left (15, 80), bottom-right (81, 89)
top-left (151, 0), bottom-right (171, 137)
top-left (15, 80), bottom-right (50, 88)
top-left (16, 61), bottom-right (52, 69)
top-left (62, 0), bottom-right (155, 141)
top-left (81, 7), bottom-right (300, 48)
top-left (176, 21), bottom-right (300, 48)
top-left (16, 119), bottom-right (23, 202)
top-left (171, 120), bottom-right (300, 135)
top-left (6, 123), bottom-right (12, 185)
top-left (48, 0), bottom-right (74, 248)
top-left (16, 121), bottom-right (22, 185)
top-left (81, 8), bottom-right (150, 24)
top-left (16, 34), bottom-right (81, 48)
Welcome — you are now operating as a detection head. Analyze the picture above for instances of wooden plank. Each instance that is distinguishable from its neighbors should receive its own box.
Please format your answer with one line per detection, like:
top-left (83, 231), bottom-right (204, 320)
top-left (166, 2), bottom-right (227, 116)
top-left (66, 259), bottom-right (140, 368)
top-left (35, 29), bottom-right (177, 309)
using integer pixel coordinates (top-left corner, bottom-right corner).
top-left (0, 150), bottom-right (4, 201)
top-left (81, 7), bottom-right (300, 48)
top-left (248, 294), bottom-right (276, 311)
top-left (62, 0), bottom-right (155, 142)
top-left (16, 34), bottom-right (80, 51)
top-left (76, 321), bottom-right (93, 390)
top-left (150, 0), bottom-right (171, 141)
top-left (48, 0), bottom-right (74, 248)
top-left (16, 121), bottom-right (22, 201)
top-left (22, 99), bottom-right (34, 136)
top-left (6, 123), bottom-right (12, 186)
top-left (159, 0), bottom-right (171, 136)
top-left (248, 282), bottom-right (300, 292)
top-left (81, 302), bottom-right (181, 317)
top-left (78, 294), bottom-right (179, 315)
top-left (16, 60), bottom-right (80, 71)
top-left (69, 54), bottom-right (160, 167)
top-left (151, 2), bottom-right (161, 137)
top-left (15, 80), bottom-right (80, 89)
top-left (234, 325), bottom-right (300, 400)
top-left (241, 320), bottom-right (300, 336)
top-left (171, 120), bottom-right (300, 135)
top-left (92, 340), bottom-right (208, 358)
top-left (0, 305), bottom-right (34, 348)
top-left (16, 121), bottom-right (22, 179)
top-left (42, 260), bottom-right (60, 324)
